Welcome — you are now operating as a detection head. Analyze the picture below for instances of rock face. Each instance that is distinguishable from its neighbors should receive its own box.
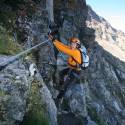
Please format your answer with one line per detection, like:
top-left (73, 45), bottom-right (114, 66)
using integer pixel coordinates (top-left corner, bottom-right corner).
top-left (83, 5), bottom-right (125, 125)
top-left (0, 55), bottom-right (58, 125)
top-left (65, 84), bottom-right (87, 118)
top-left (87, 6), bottom-right (125, 50)
top-left (0, 56), bottom-right (30, 125)
top-left (40, 84), bottom-right (58, 125)
top-left (86, 6), bottom-right (125, 61)
top-left (53, 1), bottom-right (125, 125)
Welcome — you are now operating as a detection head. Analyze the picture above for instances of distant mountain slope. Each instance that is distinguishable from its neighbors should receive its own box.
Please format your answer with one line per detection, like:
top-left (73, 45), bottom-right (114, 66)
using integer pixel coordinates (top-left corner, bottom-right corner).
top-left (86, 6), bottom-right (125, 61)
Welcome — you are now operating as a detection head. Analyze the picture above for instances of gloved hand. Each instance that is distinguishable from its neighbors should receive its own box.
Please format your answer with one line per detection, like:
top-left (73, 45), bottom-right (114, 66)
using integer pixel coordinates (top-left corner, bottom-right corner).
top-left (48, 31), bottom-right (60, 42)
top-left (48, 22), bottom-right (60, 42)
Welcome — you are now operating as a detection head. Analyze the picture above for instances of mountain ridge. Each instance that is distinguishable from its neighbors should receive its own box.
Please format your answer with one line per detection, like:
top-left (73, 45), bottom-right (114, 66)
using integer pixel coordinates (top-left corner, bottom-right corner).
top-left (86, 5), bottom-right (125, 62)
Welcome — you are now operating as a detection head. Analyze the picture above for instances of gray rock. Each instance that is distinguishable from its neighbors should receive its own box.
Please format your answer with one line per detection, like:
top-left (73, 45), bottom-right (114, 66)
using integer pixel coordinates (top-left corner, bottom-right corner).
top-left (40, 84), bottom-right (58, 125)
top-left (1, 0), bottom-right (124, 125)
top-left (65, 84), bottom-right (87, 118)
top-left (0, 56), bottom-right (30, 125)
top-left (87, 117), bottom-right (98, 125)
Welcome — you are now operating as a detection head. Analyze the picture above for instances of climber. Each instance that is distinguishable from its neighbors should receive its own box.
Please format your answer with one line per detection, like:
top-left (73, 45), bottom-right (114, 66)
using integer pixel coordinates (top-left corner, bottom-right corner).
top-left (49, 35), bottom-right (82, 98)
top-left (52, 37), bottom-right (82, 70)
top-left (48, 22), bottom-right (90, 99)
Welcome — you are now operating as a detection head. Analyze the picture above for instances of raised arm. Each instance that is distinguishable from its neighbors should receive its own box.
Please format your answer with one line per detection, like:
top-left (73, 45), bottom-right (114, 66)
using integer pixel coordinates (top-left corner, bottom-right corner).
top-left (53, 39), bottom-right (75, 56)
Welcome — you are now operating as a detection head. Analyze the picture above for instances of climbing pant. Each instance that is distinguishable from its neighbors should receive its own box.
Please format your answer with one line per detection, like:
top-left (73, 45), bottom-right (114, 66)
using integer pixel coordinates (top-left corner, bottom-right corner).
top-left (58, 68), bottom-right (81, 99)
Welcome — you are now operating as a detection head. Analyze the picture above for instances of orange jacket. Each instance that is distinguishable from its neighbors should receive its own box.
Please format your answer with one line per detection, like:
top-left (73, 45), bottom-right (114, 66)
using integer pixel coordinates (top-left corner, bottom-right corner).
top-left (53, 39), bottom-right (82, 70)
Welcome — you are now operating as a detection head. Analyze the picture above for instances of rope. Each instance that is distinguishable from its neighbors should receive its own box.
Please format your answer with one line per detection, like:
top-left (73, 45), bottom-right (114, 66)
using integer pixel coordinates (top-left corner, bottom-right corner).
top-left (0, 39), bottom-right (50, 69)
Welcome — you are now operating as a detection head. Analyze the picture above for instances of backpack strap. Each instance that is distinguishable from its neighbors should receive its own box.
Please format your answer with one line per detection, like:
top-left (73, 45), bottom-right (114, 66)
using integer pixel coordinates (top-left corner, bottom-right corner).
top-left (79, 49), bottom-right (83, 64)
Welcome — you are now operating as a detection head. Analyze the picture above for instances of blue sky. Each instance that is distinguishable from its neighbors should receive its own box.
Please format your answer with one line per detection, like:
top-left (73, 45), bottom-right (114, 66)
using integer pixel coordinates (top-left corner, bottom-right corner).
top-left (86, 0), bottom-right (125, 32)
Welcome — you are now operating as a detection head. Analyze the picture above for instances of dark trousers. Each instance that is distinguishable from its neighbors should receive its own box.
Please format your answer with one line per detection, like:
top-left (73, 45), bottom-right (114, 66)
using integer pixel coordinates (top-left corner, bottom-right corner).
top-left (58, 68), bottom-right (81, 98)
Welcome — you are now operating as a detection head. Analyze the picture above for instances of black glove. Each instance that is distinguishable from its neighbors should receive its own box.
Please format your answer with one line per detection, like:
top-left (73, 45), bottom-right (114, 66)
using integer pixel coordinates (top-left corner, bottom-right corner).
top-left (48, 22), bottom-right (60, 41)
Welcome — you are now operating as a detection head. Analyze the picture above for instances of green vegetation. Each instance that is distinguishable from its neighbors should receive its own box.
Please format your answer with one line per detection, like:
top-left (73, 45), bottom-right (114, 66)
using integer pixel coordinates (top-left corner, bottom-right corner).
top-left (0, 26), bottom-right (22, 55)
top-left (0, 0), bottom-right (37, 55)
top-left (0, 0), bottom-right (25, 10)
top-left (0, 0), bottom-right (23, 55)
top-left (21, 109), bottom-right (49, 125)
top-left (0, 90), bottom-right (6, 97)
top-left (0, 90), bottom-right (9, 121)
top-left (0, 10), bottom-right (16, 30)
top-left (0, 103), bottom-right (6, 121)
top-left (0, 0), bottom-right (24, 30)
top-left (87, 106), bottom-right (107, 125)
top-left (21, 80), bottom-right (49, 125)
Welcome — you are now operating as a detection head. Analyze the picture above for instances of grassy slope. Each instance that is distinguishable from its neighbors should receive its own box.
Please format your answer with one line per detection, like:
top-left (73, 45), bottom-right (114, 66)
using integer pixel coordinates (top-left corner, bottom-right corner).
top-left (21, 81), bottom-right (49, 125)
top-left (0, 0), bottom-right (38, 55)
top-left (0, 26), bottom-right (22, 55)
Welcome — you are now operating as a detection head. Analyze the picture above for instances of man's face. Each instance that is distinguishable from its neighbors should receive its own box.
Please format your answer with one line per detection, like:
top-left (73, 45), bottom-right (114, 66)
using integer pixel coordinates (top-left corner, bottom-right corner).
top-left (70, 42), bottom-right (77, 49)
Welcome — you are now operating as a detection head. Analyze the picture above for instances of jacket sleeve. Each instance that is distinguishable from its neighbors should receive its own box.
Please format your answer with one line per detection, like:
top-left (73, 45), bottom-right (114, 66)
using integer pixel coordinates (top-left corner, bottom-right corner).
top-left (53, 39), bottom-right (75, 56)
